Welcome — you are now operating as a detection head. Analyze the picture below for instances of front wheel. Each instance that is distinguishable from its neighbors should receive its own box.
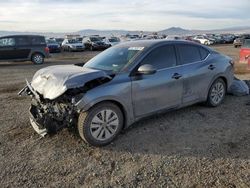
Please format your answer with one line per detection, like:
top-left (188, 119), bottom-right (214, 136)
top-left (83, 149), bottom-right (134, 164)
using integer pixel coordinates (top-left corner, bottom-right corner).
top-left (32, 53), bottom-right (44, 64)
top-left (206, 78), bottom-right (226, 107)
top-left (78, 102), bottom-right (124, 146)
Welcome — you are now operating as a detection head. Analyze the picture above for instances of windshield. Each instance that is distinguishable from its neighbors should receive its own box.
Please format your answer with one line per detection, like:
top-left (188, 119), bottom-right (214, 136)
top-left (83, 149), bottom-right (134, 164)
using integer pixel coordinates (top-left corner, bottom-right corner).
top-left (84, 46), bottom-right (144, 73)
top-left (46, 39), bottom-right (57, 44)
top-left (90, 37), bottom-right (101, 42)
top-left (68, 39), bottom-right (79, 44)
top-left (243, 39), bottom-right (250, 48)
top-left (109, 38), bottom-right (120, 42)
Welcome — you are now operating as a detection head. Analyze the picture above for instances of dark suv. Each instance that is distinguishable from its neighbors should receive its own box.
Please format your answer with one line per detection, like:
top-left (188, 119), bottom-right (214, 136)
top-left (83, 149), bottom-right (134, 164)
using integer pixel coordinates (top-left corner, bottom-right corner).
top-left (0, 35), bottom-right (50, 64)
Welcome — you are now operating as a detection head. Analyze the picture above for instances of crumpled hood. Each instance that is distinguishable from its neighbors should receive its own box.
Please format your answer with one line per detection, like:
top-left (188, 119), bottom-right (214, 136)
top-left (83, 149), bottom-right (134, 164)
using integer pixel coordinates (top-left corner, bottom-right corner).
top-left (31, 65), bottom-right (108, 100)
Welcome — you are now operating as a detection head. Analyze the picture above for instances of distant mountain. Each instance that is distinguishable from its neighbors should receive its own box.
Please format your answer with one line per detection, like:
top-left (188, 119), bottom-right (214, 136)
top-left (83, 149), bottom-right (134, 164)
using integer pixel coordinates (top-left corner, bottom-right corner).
top-left (159, 27), bottom-right (192, 35)
top-left (0, 26), bottom-right (249, 37)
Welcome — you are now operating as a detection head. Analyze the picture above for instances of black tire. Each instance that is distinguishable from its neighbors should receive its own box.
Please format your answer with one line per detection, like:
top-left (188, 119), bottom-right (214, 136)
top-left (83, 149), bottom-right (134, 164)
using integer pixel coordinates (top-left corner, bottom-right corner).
top-left (31, 53), bottom-right (44, 64)
top-left (206, 78), bottom-right (226, 107)
top-left (78, 102), bottom-right (124, 146)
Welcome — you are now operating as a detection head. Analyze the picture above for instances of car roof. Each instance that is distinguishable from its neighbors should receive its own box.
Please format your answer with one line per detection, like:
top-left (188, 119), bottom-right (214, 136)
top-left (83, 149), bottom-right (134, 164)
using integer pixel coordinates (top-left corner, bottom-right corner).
top-left (116, 39), bottom-right (211, 50)
top-left (0, 35), bottom-right (45, 38)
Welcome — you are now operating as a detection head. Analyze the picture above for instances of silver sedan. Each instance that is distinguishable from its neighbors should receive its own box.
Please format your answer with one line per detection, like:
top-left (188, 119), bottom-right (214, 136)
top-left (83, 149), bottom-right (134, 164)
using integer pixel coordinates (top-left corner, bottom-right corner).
top-left (20, 40), bottom-right (234, 146)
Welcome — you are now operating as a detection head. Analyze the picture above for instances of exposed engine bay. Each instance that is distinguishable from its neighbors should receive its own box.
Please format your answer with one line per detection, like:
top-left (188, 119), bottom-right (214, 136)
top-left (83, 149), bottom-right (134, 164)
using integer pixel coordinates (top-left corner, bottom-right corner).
top-left (19, 65), bottom-right (113, 137)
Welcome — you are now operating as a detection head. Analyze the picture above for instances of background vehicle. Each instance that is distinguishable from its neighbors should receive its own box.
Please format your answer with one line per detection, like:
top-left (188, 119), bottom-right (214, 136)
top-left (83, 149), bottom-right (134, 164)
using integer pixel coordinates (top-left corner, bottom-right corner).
top-left (61, 39), bottom-right (85, 52)
top-left (54, 38), bottom-right (64, 47)
top-left (239, 38), bottom-right (250, 69)
top-left (83, 36), bottom-right (110, 51)
top-left (233, 38), bottom-right (243, 48)
top-left (0, 35), bottom-right (49, 64)
top-left (193, 36), bottom-right (213, 45)
top-left (21, 40), bottom-right (234, 146)
top-left (104, 37), bottom-right (121, 46)
top-left (46, 39), bottom-right (61, 53)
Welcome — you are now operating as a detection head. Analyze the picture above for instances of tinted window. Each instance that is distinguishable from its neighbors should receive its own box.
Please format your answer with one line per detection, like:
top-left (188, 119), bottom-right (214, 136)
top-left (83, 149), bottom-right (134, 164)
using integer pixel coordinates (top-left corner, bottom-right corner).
top-left (141, 45), bottom-right (177, 69)
top-left (0, 37), bottom-right (15, 47)
top-left (178, 45), bottom-right (201, 65)
top-left (199, 47), bottom-right (209, 60)
top-left (16, 37), bottom-right (29, 46)
top-left (30, 36), bottom-right (46, 45)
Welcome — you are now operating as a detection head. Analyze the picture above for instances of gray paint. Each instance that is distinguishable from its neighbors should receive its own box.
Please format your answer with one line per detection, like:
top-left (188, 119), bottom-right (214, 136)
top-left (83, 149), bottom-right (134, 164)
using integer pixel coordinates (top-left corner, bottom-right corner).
top-left (30, 40), bottom-right (234, 128)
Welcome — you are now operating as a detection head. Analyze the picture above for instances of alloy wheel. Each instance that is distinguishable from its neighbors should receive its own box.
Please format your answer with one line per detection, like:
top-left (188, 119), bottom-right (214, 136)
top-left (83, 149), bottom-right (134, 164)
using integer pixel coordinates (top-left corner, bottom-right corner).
top-left (90, 109), bottom-right (119, 141)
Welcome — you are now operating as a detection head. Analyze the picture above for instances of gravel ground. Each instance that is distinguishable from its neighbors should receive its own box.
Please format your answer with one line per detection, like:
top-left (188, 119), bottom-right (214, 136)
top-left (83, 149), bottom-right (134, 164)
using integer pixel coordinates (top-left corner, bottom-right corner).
top-left (0, 45), bottom-right (250, 187)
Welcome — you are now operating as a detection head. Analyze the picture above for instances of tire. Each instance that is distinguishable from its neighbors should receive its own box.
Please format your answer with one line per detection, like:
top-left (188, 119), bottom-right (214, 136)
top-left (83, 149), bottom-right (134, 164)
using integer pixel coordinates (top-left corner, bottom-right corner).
top-left (206, 78), bottom-right (226, 107)
top-left (78, 102), bottom-right (124, 146)
top-left (90, 45), bottom-right (93, 51)
top-left (31, 53), bottom-right (44, 64)
top-left (68, 47), bottom-right (72, 52)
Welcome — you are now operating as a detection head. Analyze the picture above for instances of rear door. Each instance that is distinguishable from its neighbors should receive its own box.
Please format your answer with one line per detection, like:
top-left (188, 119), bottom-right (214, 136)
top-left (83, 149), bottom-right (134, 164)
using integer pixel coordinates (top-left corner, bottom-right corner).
top-left (15, 36), bottom-right (31, 59)
top-left (131, 44), bottom-right (183, 117)
top-left (176, 44), bottom-right (213, 104)
top-left (0, 37), bottom-right (17, 60)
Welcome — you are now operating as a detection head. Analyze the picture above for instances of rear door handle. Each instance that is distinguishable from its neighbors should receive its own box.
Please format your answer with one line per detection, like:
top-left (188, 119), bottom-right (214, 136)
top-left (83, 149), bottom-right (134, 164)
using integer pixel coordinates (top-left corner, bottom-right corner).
top-left (208, 64), bottom-right (216, 70)
top-left (172, 73), bottom-right (182, 80)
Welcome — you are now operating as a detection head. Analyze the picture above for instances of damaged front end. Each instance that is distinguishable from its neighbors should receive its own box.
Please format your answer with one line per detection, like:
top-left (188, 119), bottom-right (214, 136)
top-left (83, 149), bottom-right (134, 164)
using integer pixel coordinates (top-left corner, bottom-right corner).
top-left (19, 80), bottom-right (80, 136)
top-left (19, 65), bottom-right (113, 137)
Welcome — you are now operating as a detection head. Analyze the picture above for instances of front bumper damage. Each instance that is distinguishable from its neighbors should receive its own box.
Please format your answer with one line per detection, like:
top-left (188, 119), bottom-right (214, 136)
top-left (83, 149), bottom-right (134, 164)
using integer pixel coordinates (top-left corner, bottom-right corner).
top-left (19, 80), bottom-right (78, 137)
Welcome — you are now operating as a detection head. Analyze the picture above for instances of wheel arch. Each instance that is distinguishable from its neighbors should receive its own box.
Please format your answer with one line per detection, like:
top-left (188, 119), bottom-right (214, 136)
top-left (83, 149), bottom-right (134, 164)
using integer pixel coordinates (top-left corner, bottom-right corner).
top-left (206, 75), bottom-right (228, 100)
top-left (30, 51), bottom-right (45, 60)
top-left (80, 99), bottom-right (129, 130)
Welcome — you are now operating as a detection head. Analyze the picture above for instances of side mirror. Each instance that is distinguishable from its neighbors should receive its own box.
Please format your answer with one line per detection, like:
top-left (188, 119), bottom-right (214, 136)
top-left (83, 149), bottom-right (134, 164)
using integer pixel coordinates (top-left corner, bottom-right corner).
top-left (137, 64), bottom-right (156, 75)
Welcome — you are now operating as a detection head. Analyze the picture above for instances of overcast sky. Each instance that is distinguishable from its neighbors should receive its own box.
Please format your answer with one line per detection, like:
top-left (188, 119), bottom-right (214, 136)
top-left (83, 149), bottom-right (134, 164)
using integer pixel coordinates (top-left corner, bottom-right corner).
top-left (0, 0), bottom-right (249, 32)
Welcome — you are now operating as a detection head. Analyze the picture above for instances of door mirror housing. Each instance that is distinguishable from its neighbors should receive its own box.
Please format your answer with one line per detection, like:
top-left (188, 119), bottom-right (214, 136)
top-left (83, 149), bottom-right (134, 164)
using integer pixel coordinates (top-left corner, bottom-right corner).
top-left (137, 64), bottom-right (157, 75)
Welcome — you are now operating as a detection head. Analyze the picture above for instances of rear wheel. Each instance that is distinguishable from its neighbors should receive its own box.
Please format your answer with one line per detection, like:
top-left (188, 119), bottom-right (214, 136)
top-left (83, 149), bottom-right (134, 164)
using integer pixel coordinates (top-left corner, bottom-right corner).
top-left (206, 78), bottom-right (226, 107)
top-left (32, 53), bottom-right (44, 64)
top-left (78, 102), bottom-right (124, 146)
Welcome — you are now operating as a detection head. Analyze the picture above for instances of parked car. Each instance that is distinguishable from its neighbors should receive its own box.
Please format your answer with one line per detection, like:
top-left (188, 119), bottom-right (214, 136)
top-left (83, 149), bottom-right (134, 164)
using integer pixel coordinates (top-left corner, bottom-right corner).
top-left (54, 38), bottom-right (64, 47)
top-left (239, 38), bottom-right (250, 68)
top-left (61, 39), bottom-right (85, 52)
top-left (0, 35), bottom-right (49, 64)
top-left (46, 39), bottom-right (61, 53)
top-left (222, 34), bottom-right (235, 44)
top-left (104, 37), bottom-right (121, 46)
top-left (19, 40), bottom-right (234, 146)
top-left (193, 36), bottom-right (213, 45)
top-left (83, 36), bottom-right (110, 51)
top-left (233, 38), bottom-right (243, 48)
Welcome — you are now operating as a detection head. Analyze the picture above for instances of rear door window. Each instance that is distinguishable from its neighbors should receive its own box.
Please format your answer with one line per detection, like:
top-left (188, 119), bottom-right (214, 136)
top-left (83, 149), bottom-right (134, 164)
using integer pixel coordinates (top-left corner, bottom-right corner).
top-left (30, 36), bottom-right (46, 45)
top-left (16, 36), bottom-right (30, 46)
top-left (141, 45), bottom-right (177, 69)
top-left (0, 37), bottom-right (15, 47)
top-left (177, 44), bottom-right (201, 65)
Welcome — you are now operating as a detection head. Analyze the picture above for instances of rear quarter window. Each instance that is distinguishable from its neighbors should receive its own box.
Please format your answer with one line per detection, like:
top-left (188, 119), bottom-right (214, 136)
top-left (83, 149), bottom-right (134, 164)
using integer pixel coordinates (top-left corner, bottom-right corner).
top-left (177, 44), bottom-right (201, 65)
top-left (199, 47), bottom-right (209, 60)
top-left (30, 36), bottom-right (46, 45)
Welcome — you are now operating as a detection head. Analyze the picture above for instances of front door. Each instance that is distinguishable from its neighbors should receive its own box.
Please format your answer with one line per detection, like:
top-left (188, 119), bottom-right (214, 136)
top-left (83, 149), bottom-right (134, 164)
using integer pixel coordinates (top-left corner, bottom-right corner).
top-left (15, 36), bottom-right (31, 59)
top-left (131, 44), bottom-right (183, 117)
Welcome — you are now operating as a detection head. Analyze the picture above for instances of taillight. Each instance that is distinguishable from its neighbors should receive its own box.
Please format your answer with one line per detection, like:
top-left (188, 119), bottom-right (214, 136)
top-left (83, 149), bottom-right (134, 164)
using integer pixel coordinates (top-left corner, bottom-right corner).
top-left (45, 47), bottom-right (50, 53)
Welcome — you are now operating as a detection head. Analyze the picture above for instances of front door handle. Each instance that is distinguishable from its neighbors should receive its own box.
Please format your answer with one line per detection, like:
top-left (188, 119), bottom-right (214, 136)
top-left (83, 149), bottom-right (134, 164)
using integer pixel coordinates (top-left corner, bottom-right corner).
top-left (172, 73), bottom-right (182, 80)
top-left (208, 64), bottom-right (216, 70)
